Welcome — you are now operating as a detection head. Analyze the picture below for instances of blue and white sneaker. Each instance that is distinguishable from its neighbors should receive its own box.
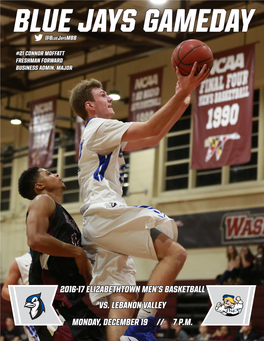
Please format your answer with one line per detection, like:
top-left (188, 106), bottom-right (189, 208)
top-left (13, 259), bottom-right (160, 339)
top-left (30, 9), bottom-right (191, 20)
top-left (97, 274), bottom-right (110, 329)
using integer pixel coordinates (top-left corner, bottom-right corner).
top-left (120, 316), bottom-right (159, 341)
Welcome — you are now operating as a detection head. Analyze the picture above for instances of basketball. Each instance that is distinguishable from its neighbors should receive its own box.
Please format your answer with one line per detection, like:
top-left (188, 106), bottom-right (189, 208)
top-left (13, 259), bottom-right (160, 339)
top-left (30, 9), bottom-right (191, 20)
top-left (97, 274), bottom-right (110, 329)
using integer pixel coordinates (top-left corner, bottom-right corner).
top-left (171, 39), bottom-right (214, 76)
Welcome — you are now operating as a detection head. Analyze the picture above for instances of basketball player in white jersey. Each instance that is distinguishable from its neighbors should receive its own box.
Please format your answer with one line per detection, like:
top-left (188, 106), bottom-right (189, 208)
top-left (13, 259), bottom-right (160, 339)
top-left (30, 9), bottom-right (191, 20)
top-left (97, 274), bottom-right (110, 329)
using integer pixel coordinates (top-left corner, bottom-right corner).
top-left (69, 63), bottom-right (210, 341)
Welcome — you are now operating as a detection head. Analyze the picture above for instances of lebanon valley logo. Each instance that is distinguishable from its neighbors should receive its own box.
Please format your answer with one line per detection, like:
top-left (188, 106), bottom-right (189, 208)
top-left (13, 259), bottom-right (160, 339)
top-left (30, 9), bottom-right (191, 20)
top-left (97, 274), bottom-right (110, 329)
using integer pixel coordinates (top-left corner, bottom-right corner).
top-left (202, 286), bottom-right (255, 326)
top-left (25, 293), bottom-right (45, 319)
top-left (221, 211), bottom-right (264, 244)
top-left (204, 133), bottom-right (240, 162)
top-left (216, 295), bottom-right (243, 317)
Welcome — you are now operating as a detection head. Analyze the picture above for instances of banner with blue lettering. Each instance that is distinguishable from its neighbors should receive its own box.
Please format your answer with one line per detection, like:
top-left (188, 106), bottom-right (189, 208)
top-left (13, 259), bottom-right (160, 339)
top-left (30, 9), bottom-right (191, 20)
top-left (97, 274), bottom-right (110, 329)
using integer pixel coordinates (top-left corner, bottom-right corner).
top-left (191, 44), bottom-right (255, 169)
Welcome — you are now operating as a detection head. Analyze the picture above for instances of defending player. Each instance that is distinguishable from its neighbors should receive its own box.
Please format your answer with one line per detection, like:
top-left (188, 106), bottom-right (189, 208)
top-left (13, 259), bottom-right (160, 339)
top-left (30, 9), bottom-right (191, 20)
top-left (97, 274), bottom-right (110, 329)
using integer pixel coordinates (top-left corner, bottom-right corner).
top-left (18, 167), bottom-right (106, 341)
top-left (69, 63), bottom-right (210, 341)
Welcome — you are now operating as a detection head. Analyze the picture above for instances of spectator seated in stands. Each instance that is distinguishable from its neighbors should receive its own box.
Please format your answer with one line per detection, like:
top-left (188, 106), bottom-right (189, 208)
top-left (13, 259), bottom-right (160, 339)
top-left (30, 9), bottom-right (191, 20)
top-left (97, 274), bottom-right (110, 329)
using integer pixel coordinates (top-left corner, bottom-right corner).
top-left (236, 246), bottom-right (255, 284)
top-left (0, 315), bottom-right (21, 341)
top-left (156, 317), bottom-right (175, 339)
top-left (220, 246), bottom-right (240, 285)
top-left (209, 326), bottom-right (233, 341)
top-left (191, 325), bottom-right (211, 341)
top-left (232, 321), bottom-right (259, 341)
top-left (171, 322), bottom-right (190, 340)
top-left (252, 244), bottom-right (264, 284)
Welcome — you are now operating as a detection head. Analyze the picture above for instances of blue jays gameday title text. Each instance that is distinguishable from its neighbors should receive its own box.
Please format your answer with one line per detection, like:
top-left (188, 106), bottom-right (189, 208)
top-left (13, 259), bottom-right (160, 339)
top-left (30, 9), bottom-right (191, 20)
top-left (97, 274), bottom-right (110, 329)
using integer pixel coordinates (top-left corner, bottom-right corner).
top-left (14, 9), bottom-right (256, 33)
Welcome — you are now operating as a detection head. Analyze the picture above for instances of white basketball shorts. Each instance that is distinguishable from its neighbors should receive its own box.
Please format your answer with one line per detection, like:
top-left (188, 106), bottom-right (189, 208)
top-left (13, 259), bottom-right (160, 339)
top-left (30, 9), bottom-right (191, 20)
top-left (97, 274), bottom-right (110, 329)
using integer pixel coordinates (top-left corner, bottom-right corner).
top-left (82, 203), bottom-right (178, 305)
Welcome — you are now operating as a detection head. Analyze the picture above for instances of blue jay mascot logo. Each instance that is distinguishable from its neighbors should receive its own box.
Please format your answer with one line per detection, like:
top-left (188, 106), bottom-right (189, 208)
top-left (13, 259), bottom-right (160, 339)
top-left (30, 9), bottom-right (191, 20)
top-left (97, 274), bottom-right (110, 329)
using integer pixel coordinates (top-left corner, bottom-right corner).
top-left (215, 294), bottom-right (243, 316)
top-left (24, 293), bottom-right (45, 320)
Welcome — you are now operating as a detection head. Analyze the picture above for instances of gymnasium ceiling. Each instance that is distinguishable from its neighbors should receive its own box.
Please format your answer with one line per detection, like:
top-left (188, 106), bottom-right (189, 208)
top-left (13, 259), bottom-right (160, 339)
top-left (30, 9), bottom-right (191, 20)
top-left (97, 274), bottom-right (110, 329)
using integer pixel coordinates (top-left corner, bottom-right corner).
top-left (1, 0), bottom-right (264, 99)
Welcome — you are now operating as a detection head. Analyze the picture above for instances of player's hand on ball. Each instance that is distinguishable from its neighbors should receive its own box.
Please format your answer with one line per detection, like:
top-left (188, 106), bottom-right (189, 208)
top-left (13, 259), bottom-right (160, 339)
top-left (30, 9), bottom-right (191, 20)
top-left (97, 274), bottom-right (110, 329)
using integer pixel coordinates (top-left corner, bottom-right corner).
top-left (175, 79), bottom-right (191, 106)
top-left (176, 61), bottom-right (210, 95)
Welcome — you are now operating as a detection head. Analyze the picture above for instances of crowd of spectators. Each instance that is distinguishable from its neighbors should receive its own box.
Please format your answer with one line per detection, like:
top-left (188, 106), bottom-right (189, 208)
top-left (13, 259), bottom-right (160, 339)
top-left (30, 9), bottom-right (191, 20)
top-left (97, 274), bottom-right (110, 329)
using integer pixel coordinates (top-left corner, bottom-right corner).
top-left (190, 325), bottom-right (211, 341)
top-left (217, 244), bottom-right (264, 285)
top-left (156, 320), bottom-right (261, 341)
top-left (0, 315), bottom-right (28, 341)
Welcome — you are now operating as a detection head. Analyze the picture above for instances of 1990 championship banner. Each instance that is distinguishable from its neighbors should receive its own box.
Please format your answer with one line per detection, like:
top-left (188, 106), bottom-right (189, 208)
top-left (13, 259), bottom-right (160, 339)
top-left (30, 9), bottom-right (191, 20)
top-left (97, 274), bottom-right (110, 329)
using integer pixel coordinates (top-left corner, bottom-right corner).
top-left (191, 44), bottom-right (255, 169)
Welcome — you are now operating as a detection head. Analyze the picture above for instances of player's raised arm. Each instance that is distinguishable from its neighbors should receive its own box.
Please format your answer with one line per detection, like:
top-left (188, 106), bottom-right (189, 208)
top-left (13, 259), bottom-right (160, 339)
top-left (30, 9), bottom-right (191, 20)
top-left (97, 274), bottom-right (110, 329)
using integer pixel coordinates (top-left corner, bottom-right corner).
top-left (124, 79), bottom-right (191, 151)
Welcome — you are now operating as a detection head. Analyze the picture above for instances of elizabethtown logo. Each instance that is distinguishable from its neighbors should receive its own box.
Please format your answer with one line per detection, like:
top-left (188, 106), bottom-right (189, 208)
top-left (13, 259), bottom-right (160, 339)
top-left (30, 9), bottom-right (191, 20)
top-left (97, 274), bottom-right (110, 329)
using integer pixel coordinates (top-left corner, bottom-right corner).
top-left (24, 293), bottom-right (45, 319)
top-left (9, 285), bottom-right (63, 326)
top-left (202, 286), bottom-right (255, 326)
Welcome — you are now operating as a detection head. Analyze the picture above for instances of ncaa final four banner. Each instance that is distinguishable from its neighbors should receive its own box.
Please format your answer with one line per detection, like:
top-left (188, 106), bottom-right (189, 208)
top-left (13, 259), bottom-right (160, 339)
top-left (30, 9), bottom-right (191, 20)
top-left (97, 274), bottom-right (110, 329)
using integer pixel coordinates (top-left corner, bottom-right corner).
top-left (191, 44), bottom-right (255, 170)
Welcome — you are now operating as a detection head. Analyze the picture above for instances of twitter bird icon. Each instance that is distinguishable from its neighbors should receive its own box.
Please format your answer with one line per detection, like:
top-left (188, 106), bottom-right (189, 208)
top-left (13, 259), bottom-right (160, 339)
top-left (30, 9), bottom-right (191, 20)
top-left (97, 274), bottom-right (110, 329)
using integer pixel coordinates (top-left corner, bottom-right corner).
top-left (35, 34), bottom-right (43, 41)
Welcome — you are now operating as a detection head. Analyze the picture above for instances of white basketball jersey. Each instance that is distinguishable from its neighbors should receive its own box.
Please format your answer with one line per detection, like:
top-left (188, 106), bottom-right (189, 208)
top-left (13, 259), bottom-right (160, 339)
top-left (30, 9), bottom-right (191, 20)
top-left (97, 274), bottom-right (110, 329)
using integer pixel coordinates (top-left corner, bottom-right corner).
top-left (15, 252), bottom-right (31, 285)
top-left (78, 118), bottom-right (133, 214)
